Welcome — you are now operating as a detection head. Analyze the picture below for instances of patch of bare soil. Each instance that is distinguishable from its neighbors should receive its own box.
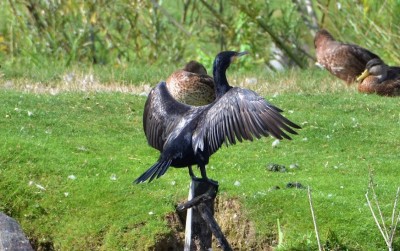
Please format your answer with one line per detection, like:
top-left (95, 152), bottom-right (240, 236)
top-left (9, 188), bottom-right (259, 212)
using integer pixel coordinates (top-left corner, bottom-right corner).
top-left (29, 237), bottom-right (55, 251)
top-left (213, 196), bottom-right (274, 251)
top-left (151, 212), bottom-right (185, 251)
top-left (153, 196), bottom-right (275, 251)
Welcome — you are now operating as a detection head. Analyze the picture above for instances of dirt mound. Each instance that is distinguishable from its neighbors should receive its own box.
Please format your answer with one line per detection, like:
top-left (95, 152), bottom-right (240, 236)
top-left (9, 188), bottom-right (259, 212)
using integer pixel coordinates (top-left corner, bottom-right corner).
top-left (153, 196), bottom-right (275, 251)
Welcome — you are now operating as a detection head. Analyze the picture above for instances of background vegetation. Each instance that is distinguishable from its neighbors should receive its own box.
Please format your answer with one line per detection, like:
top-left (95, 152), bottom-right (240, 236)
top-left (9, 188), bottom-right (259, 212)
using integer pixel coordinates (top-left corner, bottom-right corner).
top-left (1, 0), bottom-right (400, 73)
top-left (1, 0), bottom-right (400, 250)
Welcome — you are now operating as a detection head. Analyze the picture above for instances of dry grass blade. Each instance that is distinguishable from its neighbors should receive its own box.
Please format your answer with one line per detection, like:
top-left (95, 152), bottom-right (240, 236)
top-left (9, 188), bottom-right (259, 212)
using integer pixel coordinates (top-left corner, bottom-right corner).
top-left (308, 186), bottom-right (323, 251)
top-left (389, 188), bottom-right (400, 244)
top-left (365, 190), bottom-right (389, 246)
top-left (365, 177), bottom-right (400, 251)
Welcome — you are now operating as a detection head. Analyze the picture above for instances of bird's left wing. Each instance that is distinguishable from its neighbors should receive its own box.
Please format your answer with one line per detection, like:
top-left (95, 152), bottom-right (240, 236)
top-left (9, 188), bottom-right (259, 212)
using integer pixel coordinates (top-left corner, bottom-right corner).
top-left (143, 82), bottom-right (192, 151)
top-left (339, 43), bottom-right (380, 74)
top-left (192, 87), bottom-right (300, 155)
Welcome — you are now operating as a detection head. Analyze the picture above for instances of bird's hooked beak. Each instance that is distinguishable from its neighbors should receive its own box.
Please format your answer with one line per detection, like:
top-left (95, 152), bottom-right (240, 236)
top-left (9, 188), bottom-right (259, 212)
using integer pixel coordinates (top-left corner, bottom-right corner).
top-left (231, 51), bottom-right (249, 62)
top-left (356, 69), bottom-right (370, 82)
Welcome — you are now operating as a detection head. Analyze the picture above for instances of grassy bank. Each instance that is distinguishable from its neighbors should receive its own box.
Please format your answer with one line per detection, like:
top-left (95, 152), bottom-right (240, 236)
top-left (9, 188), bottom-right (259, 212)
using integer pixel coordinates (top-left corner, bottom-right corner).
top-left (1, 68), bottom-right (400, 250)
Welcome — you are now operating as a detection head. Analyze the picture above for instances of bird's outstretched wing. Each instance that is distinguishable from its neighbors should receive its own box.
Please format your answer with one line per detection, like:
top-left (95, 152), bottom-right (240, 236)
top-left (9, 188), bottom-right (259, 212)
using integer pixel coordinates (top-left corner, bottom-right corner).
top-left (192, 87), bottom-right (300, 155)
top-left (143, 82), bottom-right (192, 151)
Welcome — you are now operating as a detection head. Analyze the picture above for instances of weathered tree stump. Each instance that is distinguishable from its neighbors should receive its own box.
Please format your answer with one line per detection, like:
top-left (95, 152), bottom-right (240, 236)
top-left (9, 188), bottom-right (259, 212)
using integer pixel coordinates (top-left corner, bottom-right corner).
top-left (177, 179), bottom-right (232, 251)
top-left (0, 212), bottom-right (33, 251)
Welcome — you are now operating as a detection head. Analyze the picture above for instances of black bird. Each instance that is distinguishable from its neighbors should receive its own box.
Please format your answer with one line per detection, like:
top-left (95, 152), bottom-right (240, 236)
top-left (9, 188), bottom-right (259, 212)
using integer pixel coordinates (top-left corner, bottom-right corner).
top-left (135, 51), bottom-right (300, 184)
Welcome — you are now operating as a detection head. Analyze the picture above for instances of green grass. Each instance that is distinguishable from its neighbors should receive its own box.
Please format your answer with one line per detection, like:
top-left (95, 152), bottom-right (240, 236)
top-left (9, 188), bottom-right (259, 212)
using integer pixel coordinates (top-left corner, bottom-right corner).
top-left (1, 68), bottom-right (400, 250)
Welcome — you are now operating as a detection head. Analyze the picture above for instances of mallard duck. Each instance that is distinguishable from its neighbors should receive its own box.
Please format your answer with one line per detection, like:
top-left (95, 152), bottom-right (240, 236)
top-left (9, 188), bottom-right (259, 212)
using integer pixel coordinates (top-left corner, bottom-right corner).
top-left (357, 58), bottom-right (400, 96)
top-left (166, 60), bottom-right (215, 106)
top-left (135, 51), bottom-right (300, 184)
top-left (314, 29), bottom-right (381, 84)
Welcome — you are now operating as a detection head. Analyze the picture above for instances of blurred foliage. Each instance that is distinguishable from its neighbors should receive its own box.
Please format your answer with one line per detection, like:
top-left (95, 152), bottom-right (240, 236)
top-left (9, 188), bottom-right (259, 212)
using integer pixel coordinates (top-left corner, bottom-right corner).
top-left (315, 0), bottom-right (400, 65)
top-left (0, 0), bottom-right (399, 72)
top-left (0, 0), bottom-right (310, 70)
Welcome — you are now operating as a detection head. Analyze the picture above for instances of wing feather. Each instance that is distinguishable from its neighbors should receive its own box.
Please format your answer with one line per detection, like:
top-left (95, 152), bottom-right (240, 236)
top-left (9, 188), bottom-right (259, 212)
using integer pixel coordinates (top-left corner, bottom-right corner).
top-left (192, 87), bottom-right (300, 155)
top-left (143, 82), bottom-right (192, 151)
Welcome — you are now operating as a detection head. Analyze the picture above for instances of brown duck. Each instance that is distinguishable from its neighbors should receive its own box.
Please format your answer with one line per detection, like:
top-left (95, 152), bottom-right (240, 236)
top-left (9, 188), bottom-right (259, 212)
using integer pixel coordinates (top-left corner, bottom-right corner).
top-left (357, 58), bottom-right (400, 96)
top-left (166, 60), bottom-right (215, 106)
top-left (314, 29), bottom-right (381, 84)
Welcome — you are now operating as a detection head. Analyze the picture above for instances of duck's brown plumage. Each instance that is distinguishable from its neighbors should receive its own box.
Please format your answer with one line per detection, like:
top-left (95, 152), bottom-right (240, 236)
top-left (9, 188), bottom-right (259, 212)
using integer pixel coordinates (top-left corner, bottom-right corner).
top-left (314, 29), bottom-right (381, 84)
top-left (357, 58), bottom-right (400, 96)
top-left (166, 60), bottom-right (215, 106)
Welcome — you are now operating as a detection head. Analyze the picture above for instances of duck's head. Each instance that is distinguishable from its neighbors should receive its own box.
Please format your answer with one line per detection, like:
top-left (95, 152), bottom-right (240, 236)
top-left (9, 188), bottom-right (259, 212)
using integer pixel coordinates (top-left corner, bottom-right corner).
top-left (357, 58), bottom-right (388, 82)
top-left (183, 61), bottom-right (208, 75)
top-left (314, 29), bottom-right (335, 48)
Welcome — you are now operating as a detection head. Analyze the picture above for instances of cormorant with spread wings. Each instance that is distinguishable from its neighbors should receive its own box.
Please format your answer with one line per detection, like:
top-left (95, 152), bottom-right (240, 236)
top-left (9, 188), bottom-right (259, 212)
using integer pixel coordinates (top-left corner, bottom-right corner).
top-left (135, 51), bottom-right (300, 184)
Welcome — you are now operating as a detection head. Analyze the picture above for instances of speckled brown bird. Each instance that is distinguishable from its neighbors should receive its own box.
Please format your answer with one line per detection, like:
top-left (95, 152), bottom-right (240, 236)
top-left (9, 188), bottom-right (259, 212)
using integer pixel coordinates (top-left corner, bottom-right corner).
top-left (314, 29), bottom-right (381, 84)
top-left (357, 58), bottom-right (400, 96)
top-left (166, 60), bottom-right (215, 106)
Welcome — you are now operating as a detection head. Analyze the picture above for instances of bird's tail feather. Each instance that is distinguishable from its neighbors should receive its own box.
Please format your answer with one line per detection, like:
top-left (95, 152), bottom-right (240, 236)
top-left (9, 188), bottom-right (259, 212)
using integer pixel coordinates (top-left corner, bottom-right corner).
top-left (134, 159), bottom-right (172, 184)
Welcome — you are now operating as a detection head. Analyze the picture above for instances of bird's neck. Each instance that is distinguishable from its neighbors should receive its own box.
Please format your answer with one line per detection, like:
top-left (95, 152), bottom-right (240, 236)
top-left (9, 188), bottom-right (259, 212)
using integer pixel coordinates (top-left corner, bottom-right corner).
top-left (213, 67), bottom-right (231, 99)
top-left (376, 72), bottom-right (387, 83)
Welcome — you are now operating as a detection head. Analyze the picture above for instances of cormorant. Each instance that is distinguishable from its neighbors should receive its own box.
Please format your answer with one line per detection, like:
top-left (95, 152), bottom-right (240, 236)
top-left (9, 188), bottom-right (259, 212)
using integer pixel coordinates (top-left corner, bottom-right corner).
top-left (357, 58), bottom-right (400, 96)
top-left (166, 60), bottom-right (215, 106)
top-left (314, 29), bottom-right (381, 84)
top-left (135, 51), bottom-right (300, 184)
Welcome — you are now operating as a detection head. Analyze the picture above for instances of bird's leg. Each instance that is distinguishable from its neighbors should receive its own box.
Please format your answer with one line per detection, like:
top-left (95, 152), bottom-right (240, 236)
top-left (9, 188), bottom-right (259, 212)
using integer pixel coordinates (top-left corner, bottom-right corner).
top-left (189, 165), bottom-right (205, 182)
top-left (199, 165), bottom-right (208, 180)
top-left (188, 165), bottom-right (197, 179)
top-left (199, 165), bottom-right (218, 186)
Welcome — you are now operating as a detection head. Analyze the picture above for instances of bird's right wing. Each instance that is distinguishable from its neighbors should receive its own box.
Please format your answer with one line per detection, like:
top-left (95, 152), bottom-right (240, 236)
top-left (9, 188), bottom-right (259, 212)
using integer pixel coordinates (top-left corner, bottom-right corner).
top-left (347, 43), bottom-right (380, 63)
top-left (338, 43), bottom-right (380, 71)
top-left (143, 82), bottom-right (191, 151)
top-left (192, 87), bottom-right (300, 155)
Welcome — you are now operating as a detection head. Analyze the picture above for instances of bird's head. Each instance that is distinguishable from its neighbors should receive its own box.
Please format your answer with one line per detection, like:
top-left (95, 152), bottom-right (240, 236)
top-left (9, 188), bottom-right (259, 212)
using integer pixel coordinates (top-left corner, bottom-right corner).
top-left (183, 60), bottom-right (208, 75)
top-left (357, 58), bottom-right (388, 82)
top-left (213, 51), bottom-right (248, 73)
top-left (314, 29), bottom-right (335, 48)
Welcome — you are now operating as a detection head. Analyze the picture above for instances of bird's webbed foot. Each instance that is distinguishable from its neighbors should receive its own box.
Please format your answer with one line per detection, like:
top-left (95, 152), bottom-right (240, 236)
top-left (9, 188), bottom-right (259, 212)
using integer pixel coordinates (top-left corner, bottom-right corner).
top-left (190, 177), bottom-right (218, 187)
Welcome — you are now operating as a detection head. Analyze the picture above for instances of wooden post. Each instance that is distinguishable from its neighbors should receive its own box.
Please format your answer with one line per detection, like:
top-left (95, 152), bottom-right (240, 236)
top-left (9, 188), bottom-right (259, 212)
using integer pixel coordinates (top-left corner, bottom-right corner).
top-left (182, 180), bottom-right (217, 250)
top-left (183, 181), bottom-right (194, 250)
top-left (177, 179), bottom-right (232, 251)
